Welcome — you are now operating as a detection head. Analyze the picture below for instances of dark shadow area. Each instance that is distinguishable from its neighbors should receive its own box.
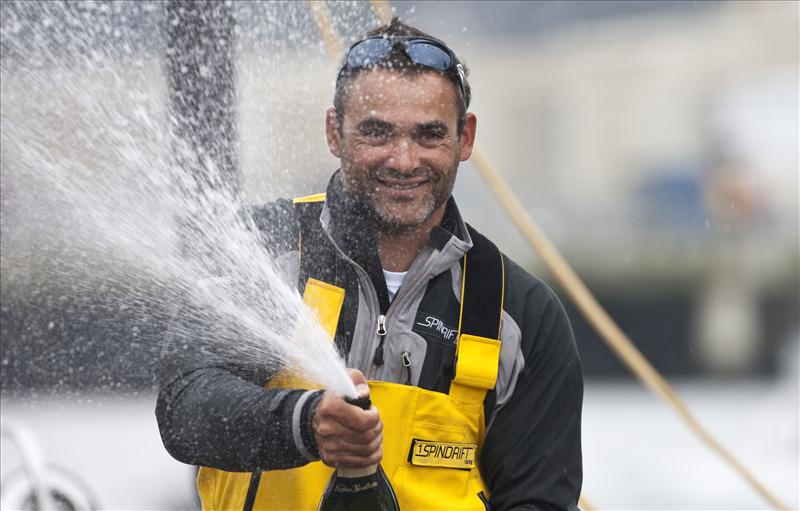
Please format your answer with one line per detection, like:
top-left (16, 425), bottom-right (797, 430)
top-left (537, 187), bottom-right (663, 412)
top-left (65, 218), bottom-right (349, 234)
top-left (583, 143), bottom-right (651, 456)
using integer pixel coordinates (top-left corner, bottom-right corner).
top-left (0, 281), bottom-right (169, 395)
top-left (564, 282), bottom-right (797, 379)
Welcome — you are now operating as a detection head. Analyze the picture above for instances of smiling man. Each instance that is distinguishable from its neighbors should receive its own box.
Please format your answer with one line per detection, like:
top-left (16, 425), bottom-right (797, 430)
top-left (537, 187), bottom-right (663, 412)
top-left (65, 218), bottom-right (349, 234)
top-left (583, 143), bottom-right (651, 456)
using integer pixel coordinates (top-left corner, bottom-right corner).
top-left (329, 67), bottom-right (475, 273)
top-left (157, 17), bottom-right (583, 511)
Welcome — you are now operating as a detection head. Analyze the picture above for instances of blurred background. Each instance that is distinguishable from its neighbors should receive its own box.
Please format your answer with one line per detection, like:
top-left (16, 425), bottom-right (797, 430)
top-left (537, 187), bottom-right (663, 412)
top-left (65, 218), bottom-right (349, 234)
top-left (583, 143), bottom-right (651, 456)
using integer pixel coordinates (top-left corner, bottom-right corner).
top-left (1, 1), bottom-right (797, 509)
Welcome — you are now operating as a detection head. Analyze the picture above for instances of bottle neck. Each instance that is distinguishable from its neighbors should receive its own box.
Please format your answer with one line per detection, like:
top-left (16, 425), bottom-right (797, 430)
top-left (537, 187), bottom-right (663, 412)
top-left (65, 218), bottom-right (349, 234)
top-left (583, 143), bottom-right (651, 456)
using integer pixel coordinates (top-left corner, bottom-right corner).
top-left (335, 464), bottom-right (378, 478)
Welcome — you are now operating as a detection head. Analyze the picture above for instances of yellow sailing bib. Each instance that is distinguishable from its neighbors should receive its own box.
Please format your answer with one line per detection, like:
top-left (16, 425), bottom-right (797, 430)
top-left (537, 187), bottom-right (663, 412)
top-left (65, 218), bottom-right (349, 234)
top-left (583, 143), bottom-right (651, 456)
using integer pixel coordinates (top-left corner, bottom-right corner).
top-left (197, 194), bottom-right (503, 510)
top-left (198, 333), bottom-right (499, 511)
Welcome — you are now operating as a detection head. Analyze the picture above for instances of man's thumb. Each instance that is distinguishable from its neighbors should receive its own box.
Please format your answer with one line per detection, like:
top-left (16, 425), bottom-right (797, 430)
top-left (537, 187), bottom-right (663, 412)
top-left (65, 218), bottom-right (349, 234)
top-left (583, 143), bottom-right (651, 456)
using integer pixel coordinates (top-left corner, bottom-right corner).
top-left (346, 368), bottom-right (369, 397)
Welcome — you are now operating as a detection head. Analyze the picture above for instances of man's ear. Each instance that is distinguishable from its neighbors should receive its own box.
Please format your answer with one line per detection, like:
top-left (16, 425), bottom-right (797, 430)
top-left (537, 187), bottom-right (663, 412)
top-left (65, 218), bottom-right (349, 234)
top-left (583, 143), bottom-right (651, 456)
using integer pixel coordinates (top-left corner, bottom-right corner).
top-left (326, 107), bottom-right (342, 158)
top-left (458, 113), bottom-right (477, 161)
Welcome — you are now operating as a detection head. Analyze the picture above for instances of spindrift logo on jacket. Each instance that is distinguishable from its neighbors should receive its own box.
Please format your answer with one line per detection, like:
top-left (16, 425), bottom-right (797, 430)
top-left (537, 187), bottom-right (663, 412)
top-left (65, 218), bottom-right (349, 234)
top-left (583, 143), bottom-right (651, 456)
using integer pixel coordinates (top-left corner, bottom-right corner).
top-left (408, 439), bottom-right (476, 470)
top-left (414, 312), bottom-right (458, 344)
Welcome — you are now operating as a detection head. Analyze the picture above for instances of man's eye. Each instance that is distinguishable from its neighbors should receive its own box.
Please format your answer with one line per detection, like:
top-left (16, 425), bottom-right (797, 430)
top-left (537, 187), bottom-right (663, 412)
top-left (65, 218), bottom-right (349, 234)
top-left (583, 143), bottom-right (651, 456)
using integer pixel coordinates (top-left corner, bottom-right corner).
top-left (421, 131), bottom-right (444, 141)
top-left (362, 128), bottom-right (390, 139)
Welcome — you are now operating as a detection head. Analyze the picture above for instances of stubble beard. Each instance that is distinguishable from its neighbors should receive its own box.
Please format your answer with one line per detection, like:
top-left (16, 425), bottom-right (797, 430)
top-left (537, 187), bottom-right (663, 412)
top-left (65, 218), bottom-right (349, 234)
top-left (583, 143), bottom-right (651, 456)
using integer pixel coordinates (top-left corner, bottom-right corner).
top-left (341, 162), bottom-right (458, 235)
top-left (373, 189), bottom-right (437, 235)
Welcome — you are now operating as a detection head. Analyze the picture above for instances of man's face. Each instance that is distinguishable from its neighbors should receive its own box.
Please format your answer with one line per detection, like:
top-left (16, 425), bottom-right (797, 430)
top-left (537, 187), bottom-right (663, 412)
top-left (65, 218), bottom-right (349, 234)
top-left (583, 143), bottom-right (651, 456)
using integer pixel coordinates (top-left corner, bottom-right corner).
top-left (326, 70), bottom-right (476, 234)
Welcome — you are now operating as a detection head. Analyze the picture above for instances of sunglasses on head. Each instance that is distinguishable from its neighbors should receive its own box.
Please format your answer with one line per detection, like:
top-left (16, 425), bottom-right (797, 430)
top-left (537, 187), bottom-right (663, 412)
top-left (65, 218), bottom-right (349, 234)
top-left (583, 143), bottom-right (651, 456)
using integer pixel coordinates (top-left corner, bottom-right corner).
top-left (338, 35), bottom-right (467, 104)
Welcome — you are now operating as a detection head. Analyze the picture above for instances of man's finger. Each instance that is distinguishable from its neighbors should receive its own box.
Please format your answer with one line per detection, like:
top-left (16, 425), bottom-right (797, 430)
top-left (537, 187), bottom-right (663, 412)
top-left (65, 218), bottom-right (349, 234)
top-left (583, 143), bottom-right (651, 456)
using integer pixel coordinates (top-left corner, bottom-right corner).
top-left (346, 368), bottom-right (369, 398)
top-left (315, 417), bottom-right (382, 444)
top-left (321, 446), bottom-right (384, 469)
top-left (316, 394), bottom-right (381, 432)
top-left (318, 432), bottom-right (383, 458)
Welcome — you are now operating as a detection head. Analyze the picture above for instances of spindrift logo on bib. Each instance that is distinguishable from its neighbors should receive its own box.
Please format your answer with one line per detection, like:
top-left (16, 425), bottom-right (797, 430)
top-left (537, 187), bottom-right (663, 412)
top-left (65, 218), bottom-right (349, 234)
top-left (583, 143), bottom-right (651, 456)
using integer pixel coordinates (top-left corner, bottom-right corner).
top-left (408, 439), bottom-right (476, 470)
top-left (414, 313), bottom-right (458, 343)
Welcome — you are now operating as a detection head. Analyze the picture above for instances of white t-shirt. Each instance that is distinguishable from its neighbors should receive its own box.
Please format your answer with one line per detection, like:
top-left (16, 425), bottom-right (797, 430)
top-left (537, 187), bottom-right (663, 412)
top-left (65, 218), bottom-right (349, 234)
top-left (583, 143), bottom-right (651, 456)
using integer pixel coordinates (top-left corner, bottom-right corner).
top-left (383, 269), bottom-right (408, 302)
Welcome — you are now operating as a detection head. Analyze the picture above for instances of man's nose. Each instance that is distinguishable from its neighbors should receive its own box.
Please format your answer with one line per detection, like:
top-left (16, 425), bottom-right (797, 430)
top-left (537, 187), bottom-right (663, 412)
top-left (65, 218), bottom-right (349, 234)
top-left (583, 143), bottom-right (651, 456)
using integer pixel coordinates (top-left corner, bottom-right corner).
top-left (386, 137), bottom-right (420, 174)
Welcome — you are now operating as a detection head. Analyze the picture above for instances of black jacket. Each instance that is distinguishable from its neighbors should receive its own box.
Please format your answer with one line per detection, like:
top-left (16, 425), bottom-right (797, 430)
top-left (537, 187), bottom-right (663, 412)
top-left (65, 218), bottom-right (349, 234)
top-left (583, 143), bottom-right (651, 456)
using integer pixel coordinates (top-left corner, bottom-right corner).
top-left (156, 172), bottom-right (583, 510)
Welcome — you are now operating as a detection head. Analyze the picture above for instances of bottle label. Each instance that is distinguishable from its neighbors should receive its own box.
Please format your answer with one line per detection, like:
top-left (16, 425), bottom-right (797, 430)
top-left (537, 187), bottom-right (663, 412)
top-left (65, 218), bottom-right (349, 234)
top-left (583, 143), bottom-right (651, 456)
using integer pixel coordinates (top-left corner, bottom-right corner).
top-left (407, 439), bottom-right (477, 470)
top-left (332, 479), bottom-right (378, 493)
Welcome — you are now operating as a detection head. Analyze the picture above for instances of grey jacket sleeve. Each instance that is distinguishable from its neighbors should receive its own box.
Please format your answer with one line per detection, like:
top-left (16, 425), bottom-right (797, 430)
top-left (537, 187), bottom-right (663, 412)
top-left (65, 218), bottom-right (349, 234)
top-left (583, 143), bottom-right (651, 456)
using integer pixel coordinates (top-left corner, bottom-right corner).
top-left (480, 276), bottom-right (584, 510)
top-left (155, 310), bottom-right (324, 471)
top-left (155, 199), bottom-right (324, 472)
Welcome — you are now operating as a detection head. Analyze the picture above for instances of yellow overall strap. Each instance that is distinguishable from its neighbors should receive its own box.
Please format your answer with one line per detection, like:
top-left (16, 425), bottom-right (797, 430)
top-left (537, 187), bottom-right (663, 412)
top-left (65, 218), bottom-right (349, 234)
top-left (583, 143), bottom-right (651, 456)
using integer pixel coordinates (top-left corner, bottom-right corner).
top-left (292, 192), bottom-right (326, 204)
top-left (240, 193), bottom-right (346, 511)
top-left (450, 226), bottom-right (505, 404)
top-left (301, 278), bottom-right (344, 340)
top-left (291, 193), bottom-right (347, 342)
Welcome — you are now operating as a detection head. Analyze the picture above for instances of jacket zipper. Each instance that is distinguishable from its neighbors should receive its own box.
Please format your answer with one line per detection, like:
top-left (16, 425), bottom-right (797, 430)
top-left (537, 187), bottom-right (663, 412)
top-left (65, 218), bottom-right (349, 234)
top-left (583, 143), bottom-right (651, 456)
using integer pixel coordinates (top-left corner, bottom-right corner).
top-left (373, 314), bottom-right (387, 365)
top-left (319, 222), bottom-right (443, 380)
top-left (367, 252), bottom-right (436, 379)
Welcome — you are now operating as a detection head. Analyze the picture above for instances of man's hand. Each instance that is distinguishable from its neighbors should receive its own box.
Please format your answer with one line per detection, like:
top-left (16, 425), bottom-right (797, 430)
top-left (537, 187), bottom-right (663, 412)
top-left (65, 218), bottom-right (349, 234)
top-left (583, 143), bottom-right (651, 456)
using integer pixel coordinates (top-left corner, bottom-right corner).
top-left (313, 369), bottom-right (383, 468)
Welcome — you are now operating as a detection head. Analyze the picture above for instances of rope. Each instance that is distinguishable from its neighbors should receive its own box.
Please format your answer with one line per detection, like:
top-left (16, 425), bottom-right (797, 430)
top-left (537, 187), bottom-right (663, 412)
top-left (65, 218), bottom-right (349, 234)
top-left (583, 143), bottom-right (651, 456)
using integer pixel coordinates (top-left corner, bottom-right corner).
top-left (578, 494), bottom-right (597, 511)
top-left (368, 0), bottom-right (395, 25)
top-left (470, 147), bottom-right (789, 510)
top-left (305, 0), bottom-right (342, 58)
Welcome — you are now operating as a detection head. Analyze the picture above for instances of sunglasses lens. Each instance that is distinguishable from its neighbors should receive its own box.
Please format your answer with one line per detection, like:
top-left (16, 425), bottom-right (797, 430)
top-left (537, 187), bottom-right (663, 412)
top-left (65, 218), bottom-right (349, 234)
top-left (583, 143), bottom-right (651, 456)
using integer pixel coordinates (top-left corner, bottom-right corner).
top-left (405, 41), bottom-right (452, 71)
top-left (347, 38), bottom-right (393, 68)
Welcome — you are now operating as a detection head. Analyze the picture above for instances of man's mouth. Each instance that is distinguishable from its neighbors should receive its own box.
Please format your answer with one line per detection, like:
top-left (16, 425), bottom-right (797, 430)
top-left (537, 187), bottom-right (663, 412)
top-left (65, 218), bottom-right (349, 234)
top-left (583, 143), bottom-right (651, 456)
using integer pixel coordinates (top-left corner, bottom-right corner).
top-left (376, 179), bottom-right (428, 190)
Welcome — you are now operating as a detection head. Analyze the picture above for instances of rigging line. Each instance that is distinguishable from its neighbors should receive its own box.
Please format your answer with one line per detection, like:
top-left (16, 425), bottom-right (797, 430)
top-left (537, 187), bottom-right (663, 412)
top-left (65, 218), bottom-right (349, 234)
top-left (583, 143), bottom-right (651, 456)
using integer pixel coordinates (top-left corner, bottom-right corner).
top-left (470, 146), bottom-right (789, 511)
top-left (306, 0), bottom-right (343, 58)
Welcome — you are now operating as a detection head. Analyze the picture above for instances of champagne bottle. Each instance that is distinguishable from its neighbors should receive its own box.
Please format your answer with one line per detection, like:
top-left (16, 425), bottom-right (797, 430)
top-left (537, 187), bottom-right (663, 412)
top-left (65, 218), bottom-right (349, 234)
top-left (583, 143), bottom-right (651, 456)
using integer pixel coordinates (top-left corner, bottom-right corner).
top-left (317, 396), bottom-right (400, 511)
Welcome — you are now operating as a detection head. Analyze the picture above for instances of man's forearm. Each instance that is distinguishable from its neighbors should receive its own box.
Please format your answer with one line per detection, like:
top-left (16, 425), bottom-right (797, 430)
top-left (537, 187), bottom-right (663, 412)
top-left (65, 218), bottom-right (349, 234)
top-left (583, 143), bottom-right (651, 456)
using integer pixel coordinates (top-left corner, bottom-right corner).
top-left (156, 366), bottom-right (323, 471)
top-left (480, 294), bottom-right (584, 511)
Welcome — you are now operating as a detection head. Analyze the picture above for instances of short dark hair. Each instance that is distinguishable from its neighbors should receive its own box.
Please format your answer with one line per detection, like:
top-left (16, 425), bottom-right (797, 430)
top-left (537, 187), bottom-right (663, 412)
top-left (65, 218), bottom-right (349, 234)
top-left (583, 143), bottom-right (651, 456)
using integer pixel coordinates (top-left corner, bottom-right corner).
top-left (333, 17), bottom-right (472, 136)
